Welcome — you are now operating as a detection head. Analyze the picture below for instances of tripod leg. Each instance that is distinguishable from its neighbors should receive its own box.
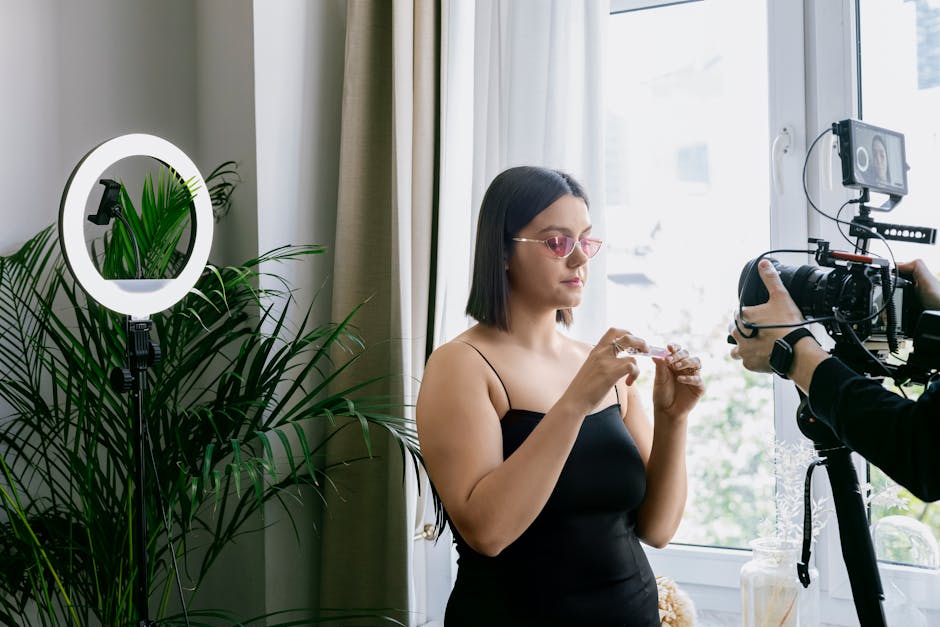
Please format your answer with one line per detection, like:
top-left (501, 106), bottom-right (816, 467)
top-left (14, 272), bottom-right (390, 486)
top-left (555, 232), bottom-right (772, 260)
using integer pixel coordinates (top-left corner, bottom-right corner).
top-left (824, 448), bottom-right (886, 626)
top-left (798, 400), bottom-right (887, 626)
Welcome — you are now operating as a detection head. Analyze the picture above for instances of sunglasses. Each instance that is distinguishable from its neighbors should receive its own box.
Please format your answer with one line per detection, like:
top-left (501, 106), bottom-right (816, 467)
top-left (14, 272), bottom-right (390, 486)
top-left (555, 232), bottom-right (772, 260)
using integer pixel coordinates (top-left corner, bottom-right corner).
top-left (512, 235), bottom-right (603, 259)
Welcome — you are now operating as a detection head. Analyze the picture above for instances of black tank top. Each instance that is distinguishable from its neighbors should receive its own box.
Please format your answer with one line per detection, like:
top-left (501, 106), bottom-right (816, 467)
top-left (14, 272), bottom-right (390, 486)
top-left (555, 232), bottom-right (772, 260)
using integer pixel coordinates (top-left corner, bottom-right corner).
top-left (443, 344), bottom-right (659, 627)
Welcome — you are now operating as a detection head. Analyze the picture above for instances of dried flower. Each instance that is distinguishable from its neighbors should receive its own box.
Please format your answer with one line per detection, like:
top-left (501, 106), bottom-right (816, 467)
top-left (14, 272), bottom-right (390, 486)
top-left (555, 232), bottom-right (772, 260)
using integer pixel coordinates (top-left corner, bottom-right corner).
top-left (759, 440), bottom-right (831, 545)
top-left (656, 575), bottom-right (696, 627)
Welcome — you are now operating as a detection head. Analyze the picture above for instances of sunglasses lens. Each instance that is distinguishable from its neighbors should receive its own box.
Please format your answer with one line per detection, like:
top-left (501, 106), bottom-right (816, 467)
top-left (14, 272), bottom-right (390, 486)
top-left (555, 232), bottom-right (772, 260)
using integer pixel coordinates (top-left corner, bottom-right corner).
top-left (580, 239), bottom-right (602, 258)
top-left (545, 236), bottom-right (575, 257)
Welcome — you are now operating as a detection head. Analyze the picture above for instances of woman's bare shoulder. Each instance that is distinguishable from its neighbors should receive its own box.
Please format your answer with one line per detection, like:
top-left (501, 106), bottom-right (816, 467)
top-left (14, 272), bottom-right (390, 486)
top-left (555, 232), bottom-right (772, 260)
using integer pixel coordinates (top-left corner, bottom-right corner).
top-left (418, 330), bottom-right (504, 425)
top-left (423, 328), bottom-right (494, 380)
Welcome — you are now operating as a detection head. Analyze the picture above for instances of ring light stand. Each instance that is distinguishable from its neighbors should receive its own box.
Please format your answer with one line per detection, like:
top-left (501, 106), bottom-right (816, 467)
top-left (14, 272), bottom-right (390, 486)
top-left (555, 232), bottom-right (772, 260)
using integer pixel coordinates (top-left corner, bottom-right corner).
top-left (59, 134), bottom-right (213, 626)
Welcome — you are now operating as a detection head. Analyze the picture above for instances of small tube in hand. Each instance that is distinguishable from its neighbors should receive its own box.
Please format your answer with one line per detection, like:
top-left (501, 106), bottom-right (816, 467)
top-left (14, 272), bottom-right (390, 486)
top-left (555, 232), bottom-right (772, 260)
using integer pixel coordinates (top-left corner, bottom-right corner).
top-left (617, 345), bottom-right (670, 358)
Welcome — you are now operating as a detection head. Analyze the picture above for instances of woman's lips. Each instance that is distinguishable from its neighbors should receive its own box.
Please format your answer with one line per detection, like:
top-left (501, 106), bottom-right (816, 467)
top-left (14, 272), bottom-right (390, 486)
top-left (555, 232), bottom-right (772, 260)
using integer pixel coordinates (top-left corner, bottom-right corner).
top-left (562, 278), bottom-right (583, 287)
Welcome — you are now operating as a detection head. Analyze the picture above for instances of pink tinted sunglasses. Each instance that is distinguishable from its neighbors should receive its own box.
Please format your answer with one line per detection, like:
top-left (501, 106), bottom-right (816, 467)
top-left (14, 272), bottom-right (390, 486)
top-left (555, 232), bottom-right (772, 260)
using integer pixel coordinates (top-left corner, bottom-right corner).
top-left (512, 235), bottom-right (603, 259)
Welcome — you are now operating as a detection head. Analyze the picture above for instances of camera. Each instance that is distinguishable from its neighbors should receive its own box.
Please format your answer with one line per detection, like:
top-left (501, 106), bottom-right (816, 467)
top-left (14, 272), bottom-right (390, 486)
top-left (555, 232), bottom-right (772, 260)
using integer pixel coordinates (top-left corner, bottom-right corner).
top-left (737, 120), bottom-right (940, 381)
top-left (738, 242), bottom-right (918, 369)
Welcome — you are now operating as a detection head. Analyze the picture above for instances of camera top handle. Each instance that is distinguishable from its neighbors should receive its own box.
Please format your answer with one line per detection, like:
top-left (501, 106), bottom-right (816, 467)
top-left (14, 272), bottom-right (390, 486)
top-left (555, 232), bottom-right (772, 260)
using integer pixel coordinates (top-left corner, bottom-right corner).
top-left (849, 191), bottom-right (936, 255)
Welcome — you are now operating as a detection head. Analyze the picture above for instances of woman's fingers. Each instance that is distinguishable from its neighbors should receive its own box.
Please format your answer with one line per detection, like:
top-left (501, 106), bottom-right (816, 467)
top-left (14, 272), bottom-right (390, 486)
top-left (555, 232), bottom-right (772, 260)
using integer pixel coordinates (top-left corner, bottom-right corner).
top-left (592, 328), bottom-right (653, 386)
top-left (661, 345), bottom-right (703, 383)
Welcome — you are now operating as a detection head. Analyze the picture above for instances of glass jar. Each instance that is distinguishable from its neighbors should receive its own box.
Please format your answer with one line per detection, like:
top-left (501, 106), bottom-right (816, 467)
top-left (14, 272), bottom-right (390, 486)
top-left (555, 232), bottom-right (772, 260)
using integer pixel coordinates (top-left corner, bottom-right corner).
top-left (740, 538), bottom-right (819, 626)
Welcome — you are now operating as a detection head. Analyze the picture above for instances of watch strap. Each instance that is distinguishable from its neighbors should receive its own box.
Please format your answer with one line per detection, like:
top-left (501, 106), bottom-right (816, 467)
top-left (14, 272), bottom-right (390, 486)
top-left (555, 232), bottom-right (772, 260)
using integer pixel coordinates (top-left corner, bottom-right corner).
top-left (770, 328), bottom-right (816, 379)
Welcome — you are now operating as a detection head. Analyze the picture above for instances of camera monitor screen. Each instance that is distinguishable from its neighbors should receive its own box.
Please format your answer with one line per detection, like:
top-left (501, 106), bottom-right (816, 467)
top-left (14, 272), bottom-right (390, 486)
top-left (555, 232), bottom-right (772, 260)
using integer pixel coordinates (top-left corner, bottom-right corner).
top-left (836, 119), bottom-right (908, 197)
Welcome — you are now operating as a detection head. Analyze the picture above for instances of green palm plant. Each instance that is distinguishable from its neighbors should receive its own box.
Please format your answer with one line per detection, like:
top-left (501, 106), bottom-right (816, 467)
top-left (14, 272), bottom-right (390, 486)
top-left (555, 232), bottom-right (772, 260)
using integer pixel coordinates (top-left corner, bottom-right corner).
top-left (0, 164), bottom-right (418, 626)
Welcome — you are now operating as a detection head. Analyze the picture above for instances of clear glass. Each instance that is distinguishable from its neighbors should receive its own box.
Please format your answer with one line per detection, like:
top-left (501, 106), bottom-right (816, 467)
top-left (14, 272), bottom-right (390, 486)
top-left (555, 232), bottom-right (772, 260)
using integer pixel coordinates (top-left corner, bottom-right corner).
top-left (605, 0), bottom-right (773, 548)
top-left (740, 538), bottom-right (820, 626)
top-left (858, 0), bottom-right (940, 561)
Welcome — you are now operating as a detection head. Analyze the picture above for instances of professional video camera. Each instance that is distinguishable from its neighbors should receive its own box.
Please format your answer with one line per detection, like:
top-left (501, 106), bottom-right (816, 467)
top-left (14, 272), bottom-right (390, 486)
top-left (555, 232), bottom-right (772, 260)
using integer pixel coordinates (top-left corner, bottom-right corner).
top-left (735, 119), bottom-right (940, 627)
top-left (738, 119), bottom-right (940, 383)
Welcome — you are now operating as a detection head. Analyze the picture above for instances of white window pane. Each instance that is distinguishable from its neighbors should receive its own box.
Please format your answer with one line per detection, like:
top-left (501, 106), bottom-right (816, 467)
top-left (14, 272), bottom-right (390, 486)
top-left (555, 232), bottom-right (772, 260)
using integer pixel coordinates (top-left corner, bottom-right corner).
top-left (859, 0), bottom-right (940, 565)
top-left (605, 0), bottom-right (773, 548)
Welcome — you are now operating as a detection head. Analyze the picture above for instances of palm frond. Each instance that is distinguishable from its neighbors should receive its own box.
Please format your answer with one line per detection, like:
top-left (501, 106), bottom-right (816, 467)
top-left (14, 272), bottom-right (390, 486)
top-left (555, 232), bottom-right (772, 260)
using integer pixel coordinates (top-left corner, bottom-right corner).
top-left (0, 162), bottom-right (419, 626)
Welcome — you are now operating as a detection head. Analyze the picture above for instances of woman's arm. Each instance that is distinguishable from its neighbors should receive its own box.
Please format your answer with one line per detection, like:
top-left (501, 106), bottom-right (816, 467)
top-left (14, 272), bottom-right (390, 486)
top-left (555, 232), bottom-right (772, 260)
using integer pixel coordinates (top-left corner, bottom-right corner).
top-left (417, 342), bottom-right (581, 556)
top-left (630, 349), bottom-right (703, 547)
top-left (417, 330), bottom-right (642, 556)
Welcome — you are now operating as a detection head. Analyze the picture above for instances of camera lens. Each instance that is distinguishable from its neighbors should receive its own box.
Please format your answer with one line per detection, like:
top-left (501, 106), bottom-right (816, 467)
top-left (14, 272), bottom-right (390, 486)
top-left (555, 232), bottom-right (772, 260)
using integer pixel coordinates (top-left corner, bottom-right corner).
top-left (738, 257), bottom-right (834, 318)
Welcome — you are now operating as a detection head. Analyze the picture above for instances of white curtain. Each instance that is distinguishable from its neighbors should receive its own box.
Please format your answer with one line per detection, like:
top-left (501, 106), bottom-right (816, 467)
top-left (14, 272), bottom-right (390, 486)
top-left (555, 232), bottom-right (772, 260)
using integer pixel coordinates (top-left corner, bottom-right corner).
top-left (435, 0), bottom-right (610, 348)
top-left (418, 1), bottom-right (611, 622)
top-left (435, 0), bottom-right (610, 343)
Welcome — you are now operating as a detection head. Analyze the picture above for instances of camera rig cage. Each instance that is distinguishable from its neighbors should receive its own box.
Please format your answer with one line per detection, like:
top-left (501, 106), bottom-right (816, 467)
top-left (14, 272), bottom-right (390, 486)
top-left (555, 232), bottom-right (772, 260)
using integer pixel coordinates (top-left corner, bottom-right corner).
top-left (738, 120), bottom-right (940, 384)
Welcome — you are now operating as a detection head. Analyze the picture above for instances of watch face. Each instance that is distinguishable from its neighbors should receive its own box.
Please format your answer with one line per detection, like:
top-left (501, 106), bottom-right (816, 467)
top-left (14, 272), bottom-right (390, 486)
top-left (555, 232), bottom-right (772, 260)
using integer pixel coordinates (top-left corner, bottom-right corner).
top-left (770, 339), bottom-right (793, 378)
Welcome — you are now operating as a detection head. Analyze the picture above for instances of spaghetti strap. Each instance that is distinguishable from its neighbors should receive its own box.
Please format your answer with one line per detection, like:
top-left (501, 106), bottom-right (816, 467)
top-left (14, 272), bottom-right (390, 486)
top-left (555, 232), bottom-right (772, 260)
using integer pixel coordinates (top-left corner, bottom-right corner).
top-left (614, 384), bottom-right (622, 415)
top-left (453, 340), bottom-right (512, 409)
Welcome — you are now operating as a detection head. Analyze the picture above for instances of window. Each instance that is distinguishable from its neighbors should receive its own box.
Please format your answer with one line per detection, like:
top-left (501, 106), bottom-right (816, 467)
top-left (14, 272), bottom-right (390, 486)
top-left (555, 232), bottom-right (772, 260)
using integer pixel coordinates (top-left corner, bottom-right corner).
top-left (606, 0), bottom-right (773, 550)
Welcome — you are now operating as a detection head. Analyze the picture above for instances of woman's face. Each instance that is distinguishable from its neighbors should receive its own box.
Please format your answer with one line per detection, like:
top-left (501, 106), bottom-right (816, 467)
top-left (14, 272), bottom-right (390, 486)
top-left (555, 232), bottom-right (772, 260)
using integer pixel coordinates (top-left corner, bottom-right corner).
top-left (507, 194), bottom-right (593, 313)
top-left (873, 140), bottom-right (888, 183)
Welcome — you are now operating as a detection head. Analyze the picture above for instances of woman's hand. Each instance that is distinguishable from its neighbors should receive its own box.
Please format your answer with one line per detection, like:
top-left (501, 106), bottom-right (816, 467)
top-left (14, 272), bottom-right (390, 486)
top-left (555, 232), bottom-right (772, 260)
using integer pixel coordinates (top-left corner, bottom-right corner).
top-left (651, 345), bottom-right (704, 421)
top-left (561, 327), bottom-right (650, 416)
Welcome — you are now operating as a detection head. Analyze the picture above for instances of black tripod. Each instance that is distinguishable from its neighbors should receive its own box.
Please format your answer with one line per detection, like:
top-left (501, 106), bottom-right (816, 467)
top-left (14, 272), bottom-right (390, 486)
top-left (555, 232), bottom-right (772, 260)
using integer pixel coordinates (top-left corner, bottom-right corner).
top-left (111, 316), bottom-right (161, 627)
top-left (796, 394), bottom-right (887, 626)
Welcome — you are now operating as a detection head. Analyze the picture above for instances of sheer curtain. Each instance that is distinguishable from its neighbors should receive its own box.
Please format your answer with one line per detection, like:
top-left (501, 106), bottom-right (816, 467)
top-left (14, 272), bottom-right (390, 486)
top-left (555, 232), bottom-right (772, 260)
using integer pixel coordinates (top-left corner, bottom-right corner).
top-left (419, 2), bottom-right (611, 622)
top-left (435, 0), bottom-right (610, 348)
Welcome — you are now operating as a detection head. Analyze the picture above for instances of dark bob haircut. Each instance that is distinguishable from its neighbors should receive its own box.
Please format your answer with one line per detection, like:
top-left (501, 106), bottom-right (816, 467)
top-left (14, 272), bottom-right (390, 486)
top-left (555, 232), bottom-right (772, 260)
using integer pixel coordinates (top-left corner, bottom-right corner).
top-left (465, 166), bottom-right (589, 331)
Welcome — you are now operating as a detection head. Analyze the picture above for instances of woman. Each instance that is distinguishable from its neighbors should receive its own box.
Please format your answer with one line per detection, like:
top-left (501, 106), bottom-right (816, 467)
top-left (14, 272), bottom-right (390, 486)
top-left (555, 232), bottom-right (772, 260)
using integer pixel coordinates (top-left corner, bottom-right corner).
top-left (871, 134), bottom-right (890, 187)
top-left (416, 166), bottom-right (704, 626)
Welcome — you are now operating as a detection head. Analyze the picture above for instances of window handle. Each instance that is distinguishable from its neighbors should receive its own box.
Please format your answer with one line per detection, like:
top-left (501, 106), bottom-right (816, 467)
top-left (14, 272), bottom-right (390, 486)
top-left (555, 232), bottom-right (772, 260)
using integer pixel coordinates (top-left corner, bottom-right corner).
top-left (771, 126), bottom-right (793, 195)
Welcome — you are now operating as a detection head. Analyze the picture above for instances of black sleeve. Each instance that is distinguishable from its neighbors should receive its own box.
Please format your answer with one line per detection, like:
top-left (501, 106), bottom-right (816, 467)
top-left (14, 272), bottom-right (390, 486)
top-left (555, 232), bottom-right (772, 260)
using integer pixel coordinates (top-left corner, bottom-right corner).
top-left (807, 357), bottom-right (940, 502)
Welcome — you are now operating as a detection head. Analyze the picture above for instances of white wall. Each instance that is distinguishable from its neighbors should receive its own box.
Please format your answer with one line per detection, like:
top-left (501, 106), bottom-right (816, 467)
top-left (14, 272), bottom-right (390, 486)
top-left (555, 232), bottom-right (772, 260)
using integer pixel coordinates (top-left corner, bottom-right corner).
top-left (0, 1), bottom-right (60, 251)
top-left (197, 0), bottom-right (259, 268)
top-left (0, 0), bottom-right (191, 253)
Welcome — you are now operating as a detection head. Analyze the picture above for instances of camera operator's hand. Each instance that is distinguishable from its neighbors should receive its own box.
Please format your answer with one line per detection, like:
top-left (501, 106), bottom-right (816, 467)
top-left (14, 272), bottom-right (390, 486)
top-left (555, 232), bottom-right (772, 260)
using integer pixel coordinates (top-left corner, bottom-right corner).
top-left (729, 260), bottom-right (801, 372)
top-left (729, 261), bottom-right (829, 391)
top-left (897, 259), bottom-right (940, 310)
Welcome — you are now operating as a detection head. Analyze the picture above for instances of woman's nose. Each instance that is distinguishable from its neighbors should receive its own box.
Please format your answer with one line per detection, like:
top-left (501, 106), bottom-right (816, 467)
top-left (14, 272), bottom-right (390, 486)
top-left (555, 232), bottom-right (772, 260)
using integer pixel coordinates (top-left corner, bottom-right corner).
top-left (567, 244), bottom-right (588, 266)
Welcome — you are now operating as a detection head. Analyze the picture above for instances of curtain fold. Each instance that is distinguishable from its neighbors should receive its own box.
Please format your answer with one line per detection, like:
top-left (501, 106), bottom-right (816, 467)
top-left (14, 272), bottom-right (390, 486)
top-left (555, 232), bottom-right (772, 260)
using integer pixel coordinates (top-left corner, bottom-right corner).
top-left (472, 0), bottom-right (610, 342)
top-left (319, 0), bottom-right (439, 623)
top-left (435, 0), bottom-right (610, 351)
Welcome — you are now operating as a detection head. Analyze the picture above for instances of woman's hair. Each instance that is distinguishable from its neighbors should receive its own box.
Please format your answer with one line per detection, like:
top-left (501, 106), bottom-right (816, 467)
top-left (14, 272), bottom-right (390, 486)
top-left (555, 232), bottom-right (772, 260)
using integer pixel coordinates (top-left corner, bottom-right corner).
top-left (465, 166), bottom-right (589, 331)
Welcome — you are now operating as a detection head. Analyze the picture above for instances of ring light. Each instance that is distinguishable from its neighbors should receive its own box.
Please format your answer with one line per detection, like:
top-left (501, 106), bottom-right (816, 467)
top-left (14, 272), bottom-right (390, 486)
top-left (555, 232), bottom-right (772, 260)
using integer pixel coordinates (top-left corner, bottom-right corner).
top-left (59, 134), bottom-right (213, 317)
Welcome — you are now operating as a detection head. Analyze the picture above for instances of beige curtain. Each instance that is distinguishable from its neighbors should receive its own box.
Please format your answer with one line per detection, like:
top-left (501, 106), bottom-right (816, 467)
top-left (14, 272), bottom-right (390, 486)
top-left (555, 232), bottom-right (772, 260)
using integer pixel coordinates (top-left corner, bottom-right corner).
top-left (318, 0), bottom-right (439, 623)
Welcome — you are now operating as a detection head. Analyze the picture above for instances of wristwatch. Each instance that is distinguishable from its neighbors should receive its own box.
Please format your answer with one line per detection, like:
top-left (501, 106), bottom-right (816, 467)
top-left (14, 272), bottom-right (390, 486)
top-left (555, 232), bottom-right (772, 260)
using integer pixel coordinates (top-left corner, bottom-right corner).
top-left (769, 328), bottom-right (817, 379)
